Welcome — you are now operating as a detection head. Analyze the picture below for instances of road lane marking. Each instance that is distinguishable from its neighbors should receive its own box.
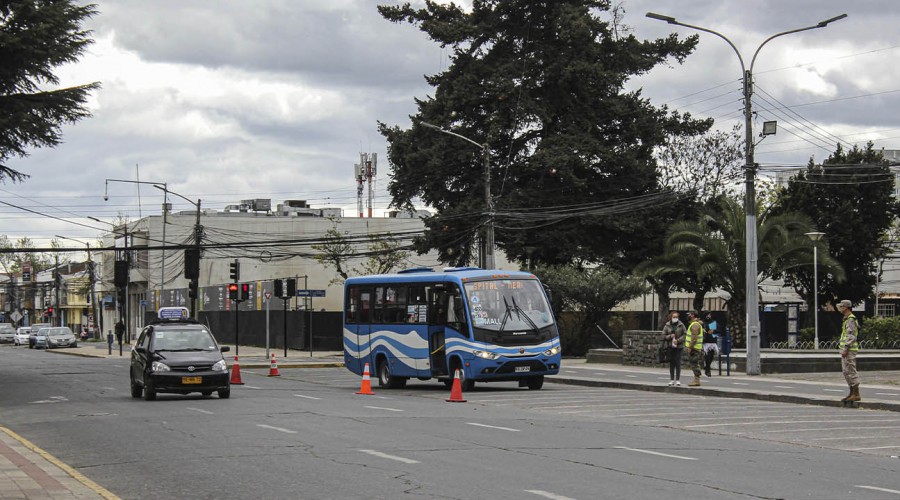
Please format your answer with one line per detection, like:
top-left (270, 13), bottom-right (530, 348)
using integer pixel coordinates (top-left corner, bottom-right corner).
top-left (257, 424), bottom-right (297, 434)
top-left (731, 382), bottom-right (749, 386)
top-left (525, 489), bottom-right (577, 500)
top-left (468, 422), bottom-right (520, 432)
top-left (690, 418), bottom-right (898, 429)
top-left (625, 375), bottom-right (638, 378)
top-left (243, 385), bottom-right (262, 389)
top-left (294, 394), bottom-right (322, 400)
top-left (758, 425), bottom-right (900, 434)
top-left (615, 446), bottom-right (696, 461)
top-left (849, 446), bottom-right (900, 451)
top-left (187, 407), bottom-right (214, 415)
top-left (856, 485), bottom-right (900, 495)
top-left (359, 449), bottom-right (419, 464)
top-left (365, 406), bottom-right (403, 412)
top-left (102, 387), bottom-right (116, 391)
top-left (823, 389), bottom-right (844, 393)
top-left (774, 385), bottom-right (794, 389)
top-left (876, 393), bottom-right (900, 397)
top-left (30, 396), bottom-right (68, 404)
top-left (564, 371), bottom-right (579, 374)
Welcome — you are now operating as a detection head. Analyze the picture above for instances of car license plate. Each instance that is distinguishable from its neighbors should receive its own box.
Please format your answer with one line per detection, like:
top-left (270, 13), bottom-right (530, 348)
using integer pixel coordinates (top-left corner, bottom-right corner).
top-left (515, 366), bottom-right (530, 373)
top-left (182, 376), bottom-right (202, 384)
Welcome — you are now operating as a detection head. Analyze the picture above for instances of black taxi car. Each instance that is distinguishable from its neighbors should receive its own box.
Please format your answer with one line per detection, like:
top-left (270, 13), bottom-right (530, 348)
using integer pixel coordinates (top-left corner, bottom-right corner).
top-left (130, 308), bottom-right (231, 401)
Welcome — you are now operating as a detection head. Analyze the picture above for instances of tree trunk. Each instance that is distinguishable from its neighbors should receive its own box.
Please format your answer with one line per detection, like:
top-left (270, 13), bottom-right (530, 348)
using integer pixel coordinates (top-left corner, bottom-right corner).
top-left (725, 300), bottom-right (745, 348)
top-left (653, 282), bottom-right (671, 330)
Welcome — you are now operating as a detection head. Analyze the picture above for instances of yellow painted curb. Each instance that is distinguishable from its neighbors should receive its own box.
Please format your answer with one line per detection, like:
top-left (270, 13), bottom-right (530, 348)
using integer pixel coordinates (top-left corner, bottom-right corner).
top-left (0, 425), bottom-right (120, 499)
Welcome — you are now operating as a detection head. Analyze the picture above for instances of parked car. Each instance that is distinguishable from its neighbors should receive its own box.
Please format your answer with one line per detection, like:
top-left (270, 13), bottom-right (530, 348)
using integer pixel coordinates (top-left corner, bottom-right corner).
top-left (14, 327), bottom-right (31, 346)
top-left (0, 324), bottom-right (15, 343)
top-left (28, 323), bottom-right (51, 349)
top-left (32, 327), bottom-right (52, 349)
top-left (44, 327), bottom-right (77, 348)
top-left (130, 307), bottom-right (231, 401)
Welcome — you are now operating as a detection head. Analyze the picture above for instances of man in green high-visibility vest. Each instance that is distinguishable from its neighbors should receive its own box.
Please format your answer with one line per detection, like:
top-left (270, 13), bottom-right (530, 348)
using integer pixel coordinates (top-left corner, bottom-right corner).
top-left (685, 310), bottom-right (704, 387)
top-left (837, 300), bottom-right (861, 403)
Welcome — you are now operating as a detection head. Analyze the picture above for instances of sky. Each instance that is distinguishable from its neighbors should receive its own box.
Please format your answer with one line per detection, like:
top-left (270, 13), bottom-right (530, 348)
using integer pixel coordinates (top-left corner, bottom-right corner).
top-left (3, 0), bottom-right (899, 254)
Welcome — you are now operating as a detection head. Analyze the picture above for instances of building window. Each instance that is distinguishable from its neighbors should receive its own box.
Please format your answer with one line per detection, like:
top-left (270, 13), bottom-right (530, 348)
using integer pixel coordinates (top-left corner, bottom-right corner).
top-left (877, 303), bottom-right (895, 318)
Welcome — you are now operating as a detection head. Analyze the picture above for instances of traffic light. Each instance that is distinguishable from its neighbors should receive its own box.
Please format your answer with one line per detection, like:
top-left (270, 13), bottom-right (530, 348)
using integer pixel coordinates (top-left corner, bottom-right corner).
top-left (274, 279), bottom-right (283, 298)
top-left (184, 248), bottom-right (200, 280)
top-left (45, 307), bottom-right (53, 317)
top-left (114, 260), bottom-right (128, 288)
top-left (286, 278), bottom-right (296, 297)
top-left (227, 283), bottom-right (238, 300)
top-left (229, 260), bottom-right (240, 282)
top-left (188, 280), bottom-right (198, 299)
top-left (240, 283), bottom-right (250, 301)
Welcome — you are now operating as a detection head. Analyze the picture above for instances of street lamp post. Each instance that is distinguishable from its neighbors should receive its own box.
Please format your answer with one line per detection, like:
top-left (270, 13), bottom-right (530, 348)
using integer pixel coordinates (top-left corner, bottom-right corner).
top-left (55, 235), bottom-right (98, 339)
top-left (153, 185), bottom-right (202, 317)
top-left (420, 121), bottom-right (495, 269)
top-left (805, 232), bottom-right (825, 350)
top-left (89, 215), bottom-right (129, 343)
top-left (646, 11), bottom-right (847, 375)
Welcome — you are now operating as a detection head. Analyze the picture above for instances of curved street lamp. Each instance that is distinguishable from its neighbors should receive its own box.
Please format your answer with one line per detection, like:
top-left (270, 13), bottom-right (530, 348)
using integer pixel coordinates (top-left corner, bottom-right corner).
top-left (646, 11), bottom-right (847, 375)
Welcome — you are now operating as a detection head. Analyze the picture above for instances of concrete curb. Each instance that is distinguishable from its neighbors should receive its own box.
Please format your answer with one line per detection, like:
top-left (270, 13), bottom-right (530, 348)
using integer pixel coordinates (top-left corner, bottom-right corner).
top-left (46, 348), bottom-right (346, 369)
top-left (548, 377), bottom-right (900, 412)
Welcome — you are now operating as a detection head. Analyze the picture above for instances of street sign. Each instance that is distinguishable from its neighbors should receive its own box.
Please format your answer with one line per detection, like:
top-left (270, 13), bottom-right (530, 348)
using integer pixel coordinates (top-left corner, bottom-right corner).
top-left (264, 291), bottom-right (272, 301)
top-left (10, 311), bottom-right (22, 323)
top-left (296, 289), bottom-right (326, 298)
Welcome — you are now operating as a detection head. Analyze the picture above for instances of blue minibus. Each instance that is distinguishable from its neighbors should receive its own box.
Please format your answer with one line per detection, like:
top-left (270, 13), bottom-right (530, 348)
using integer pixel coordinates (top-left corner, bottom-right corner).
top-left (343, 267), bottom-right (561, 390)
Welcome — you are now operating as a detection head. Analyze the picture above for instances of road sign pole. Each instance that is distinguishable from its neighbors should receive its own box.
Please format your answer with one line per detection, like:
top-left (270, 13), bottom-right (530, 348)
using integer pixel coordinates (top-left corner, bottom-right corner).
top-left (283, 297), bottom-right (288, 358)
top-left (265, 292), bottom-right (270, 360)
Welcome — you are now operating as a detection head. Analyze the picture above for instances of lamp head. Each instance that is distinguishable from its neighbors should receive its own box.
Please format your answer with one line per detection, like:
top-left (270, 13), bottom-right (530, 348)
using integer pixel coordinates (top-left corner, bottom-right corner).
top-left (103, 194), bottom-right (108, 201)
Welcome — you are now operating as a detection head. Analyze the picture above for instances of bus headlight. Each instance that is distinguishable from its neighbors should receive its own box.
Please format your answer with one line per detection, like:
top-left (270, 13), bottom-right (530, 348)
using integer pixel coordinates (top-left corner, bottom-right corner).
top-left (543, 346), bottom-right (560, 356)
top-left (473, 350), bottom-right (499, 360)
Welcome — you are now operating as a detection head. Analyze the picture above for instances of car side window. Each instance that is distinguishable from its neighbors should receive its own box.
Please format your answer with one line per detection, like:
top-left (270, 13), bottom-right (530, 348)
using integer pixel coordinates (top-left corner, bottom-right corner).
top-left (137, 329), bottom-right (150, 349)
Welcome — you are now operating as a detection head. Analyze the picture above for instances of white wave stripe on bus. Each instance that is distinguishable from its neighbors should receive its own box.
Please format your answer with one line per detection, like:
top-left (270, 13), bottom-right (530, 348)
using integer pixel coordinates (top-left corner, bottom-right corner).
top-left (343, 329), bottom-right (429, 362)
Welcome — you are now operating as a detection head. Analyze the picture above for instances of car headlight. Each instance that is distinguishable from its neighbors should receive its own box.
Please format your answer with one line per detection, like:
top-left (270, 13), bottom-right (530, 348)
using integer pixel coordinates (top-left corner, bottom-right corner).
top-left (151, 361), bottom-right (171, 372)
top-left (473, 350), bottom-right (499, 360)
top-left (543, 346), bottom-right (560, 356)
top-left (212, 359), bottom-right (227, 372)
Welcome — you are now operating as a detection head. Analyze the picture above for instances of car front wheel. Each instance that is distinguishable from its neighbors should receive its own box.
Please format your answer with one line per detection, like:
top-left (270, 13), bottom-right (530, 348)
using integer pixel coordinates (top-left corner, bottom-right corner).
top-left (130, 376), bottom-right (142, 398)
top-left (143, 376), bottom-right (157, 401)
top-left (218, 388), bottom-right (231, 399)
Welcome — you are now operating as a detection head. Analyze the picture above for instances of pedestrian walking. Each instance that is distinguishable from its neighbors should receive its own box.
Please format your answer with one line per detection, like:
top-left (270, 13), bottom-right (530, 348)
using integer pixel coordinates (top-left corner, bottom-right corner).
top-left (703, 313), bottom-right (719, 377)
top-left (837, 300), bottom-right (861, 403)
top-left (685, 310), bottom-right (704, 386)
top-left (662, 311), bottom-right (686, 386)
top-left (114, 319), bottom-right (124, 345)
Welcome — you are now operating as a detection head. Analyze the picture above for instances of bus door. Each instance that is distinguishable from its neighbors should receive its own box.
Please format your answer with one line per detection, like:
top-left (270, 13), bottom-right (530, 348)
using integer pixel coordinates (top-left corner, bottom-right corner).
top-left (346, 286), bottom-right (373, 373)
top-left (427, 286), bottom-right (449, 377)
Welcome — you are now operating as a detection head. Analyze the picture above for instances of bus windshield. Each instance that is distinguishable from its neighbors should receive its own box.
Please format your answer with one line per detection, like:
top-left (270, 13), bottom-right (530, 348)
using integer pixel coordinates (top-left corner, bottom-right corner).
top-left (464, 279), bottom-right (553, 332)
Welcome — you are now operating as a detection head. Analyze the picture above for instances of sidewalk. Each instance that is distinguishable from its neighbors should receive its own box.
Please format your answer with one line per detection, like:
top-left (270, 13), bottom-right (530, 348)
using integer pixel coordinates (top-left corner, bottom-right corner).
top-left (0, 426), bottom-right (117, 499)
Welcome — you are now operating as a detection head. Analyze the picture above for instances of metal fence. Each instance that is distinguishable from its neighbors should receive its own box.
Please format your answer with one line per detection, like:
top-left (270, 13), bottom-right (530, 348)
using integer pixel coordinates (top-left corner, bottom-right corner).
top-left (769, 339), bottom-right (900, 350)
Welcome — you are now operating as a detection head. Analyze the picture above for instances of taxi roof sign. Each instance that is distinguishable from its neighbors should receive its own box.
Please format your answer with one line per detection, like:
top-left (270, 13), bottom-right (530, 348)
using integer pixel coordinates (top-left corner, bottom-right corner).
top-left (158, 306), bottom-right (190, 320)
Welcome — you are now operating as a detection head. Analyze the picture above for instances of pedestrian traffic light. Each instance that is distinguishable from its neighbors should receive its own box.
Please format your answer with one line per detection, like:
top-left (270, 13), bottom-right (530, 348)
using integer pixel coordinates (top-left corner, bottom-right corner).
top-left (240, 283), bottom-right (250, 301)
top-left (286, 278), bottom-right (296, 297)
top-left (227, 283), bottom-right (238, 300)
top-left (46, 307), bottom-right (53, 317)
top-left (229, 260), bottom-right (240, 282)
top-left (274, 279), bottom-right (283, 298)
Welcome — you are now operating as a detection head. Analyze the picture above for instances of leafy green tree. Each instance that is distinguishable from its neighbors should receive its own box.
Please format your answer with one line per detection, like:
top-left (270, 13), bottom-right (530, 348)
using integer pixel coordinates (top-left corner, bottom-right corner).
top-left (650, 197), bottom-right (843, 346)
top-left (377, 0), bottom-right (710, 267)
top-left (533, 262), bottom-right (647, 356)
top-left (0, 0), bottom-right (100, 181)
top-left (771, 142), bottom-right (899, 309)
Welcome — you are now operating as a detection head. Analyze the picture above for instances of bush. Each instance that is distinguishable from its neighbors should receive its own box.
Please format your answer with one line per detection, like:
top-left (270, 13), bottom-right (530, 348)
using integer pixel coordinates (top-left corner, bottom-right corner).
top-left (860, 316), bottom-right (900, 345)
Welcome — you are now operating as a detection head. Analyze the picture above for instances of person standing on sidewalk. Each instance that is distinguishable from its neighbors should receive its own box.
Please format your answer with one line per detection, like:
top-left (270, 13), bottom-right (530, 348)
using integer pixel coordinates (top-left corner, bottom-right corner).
top-left (685, 310), bottom-right (704, 386)
top-left (837, 300), bottom-right (861, 403)
top-left (703, 313), bottom-right (719, 377)
top-left (662, 311), bottom-right (686, 386)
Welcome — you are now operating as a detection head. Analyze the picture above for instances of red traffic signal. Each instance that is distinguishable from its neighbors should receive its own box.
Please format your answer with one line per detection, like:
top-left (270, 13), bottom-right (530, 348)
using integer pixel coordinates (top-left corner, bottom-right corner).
top-left (227, 283), bottom-right (238, 300)
top-left (240, 283), bottom-right (250, 301)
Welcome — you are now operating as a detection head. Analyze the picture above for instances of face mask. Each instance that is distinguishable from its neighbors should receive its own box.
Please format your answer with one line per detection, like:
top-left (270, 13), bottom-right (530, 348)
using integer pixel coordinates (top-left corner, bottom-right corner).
top-left (671, 316), bottom-right (679, 322)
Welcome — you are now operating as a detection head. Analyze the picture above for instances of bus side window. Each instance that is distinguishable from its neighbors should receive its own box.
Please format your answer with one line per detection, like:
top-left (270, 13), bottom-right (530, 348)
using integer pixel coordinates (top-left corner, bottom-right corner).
top-left (372, 287), bottom-right (385, 323)
top-left (359, 290), bottom-right (372, 324)
top-left (345, 287), bottom-right (358, 324)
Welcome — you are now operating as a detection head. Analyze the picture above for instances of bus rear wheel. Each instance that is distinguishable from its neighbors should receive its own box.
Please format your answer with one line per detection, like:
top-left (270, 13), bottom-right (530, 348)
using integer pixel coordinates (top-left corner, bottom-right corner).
top-left (377, 358), bottom-right (407, 389)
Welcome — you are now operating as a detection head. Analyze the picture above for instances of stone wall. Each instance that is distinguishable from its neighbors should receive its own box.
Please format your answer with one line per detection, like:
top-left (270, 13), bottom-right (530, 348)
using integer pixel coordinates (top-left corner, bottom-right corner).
top-left (622, 330), bottom-right (665, 366)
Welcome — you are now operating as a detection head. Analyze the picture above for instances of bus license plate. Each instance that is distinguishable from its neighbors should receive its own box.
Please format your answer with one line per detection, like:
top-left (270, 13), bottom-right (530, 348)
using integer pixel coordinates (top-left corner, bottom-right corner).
top-left (182, 376), bottom-right (202, 384)
top-left (514, 366), bottom-right (531, 373)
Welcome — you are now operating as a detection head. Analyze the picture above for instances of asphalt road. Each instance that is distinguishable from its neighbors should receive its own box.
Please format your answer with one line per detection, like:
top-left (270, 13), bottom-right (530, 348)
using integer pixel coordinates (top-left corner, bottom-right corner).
top-left (2, 345), bottom-right (900, 499)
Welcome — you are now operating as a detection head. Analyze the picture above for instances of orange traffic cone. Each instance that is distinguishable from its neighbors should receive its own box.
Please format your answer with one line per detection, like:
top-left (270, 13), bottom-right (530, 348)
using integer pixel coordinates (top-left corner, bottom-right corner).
top-left (268, 353), bottom-right (281, 377)
top-left (446, 369), bottom-right (467, 403)
top-left (230, 355), bottom-right (244, 385)
top-left (356, 362), bottom-right (375, 395)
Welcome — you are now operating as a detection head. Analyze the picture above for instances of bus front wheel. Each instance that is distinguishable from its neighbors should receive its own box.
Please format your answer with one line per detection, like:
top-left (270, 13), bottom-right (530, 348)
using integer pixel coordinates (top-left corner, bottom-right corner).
top-left (448, 362), bottom-right (475, 392)
top-left (526, 375), bottom-right (544, 390)
top-left (377, 358), bottom-right (407, 389)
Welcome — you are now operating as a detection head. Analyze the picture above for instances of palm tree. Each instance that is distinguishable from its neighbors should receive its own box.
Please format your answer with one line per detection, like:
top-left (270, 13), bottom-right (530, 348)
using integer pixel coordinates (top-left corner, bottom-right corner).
top-left (648, 197), bottom-right (844, 347)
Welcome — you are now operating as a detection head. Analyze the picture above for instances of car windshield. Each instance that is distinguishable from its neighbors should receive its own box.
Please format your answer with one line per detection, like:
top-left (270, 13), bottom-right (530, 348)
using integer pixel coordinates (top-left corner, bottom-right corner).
top-left (49, 328), bottom-right (73, 336)
top-left (464, 279), bottom-right (553, 332)
top-left (153, 329), bottom-right (217, 351)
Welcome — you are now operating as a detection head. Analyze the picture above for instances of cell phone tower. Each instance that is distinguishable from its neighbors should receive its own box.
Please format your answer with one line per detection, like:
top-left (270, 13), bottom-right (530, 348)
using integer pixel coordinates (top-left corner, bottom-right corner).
top-left (354, 152), bottom-right (377, 218)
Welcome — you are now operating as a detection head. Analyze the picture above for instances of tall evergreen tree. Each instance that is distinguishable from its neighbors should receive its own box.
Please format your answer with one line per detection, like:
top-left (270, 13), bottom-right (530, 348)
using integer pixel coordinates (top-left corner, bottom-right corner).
top-left (0, 0), bottom-right (100, 182)
top-left (377, 0), bottom-right (710, 266)
top-left (772, 142), bottom-right (900, 309)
